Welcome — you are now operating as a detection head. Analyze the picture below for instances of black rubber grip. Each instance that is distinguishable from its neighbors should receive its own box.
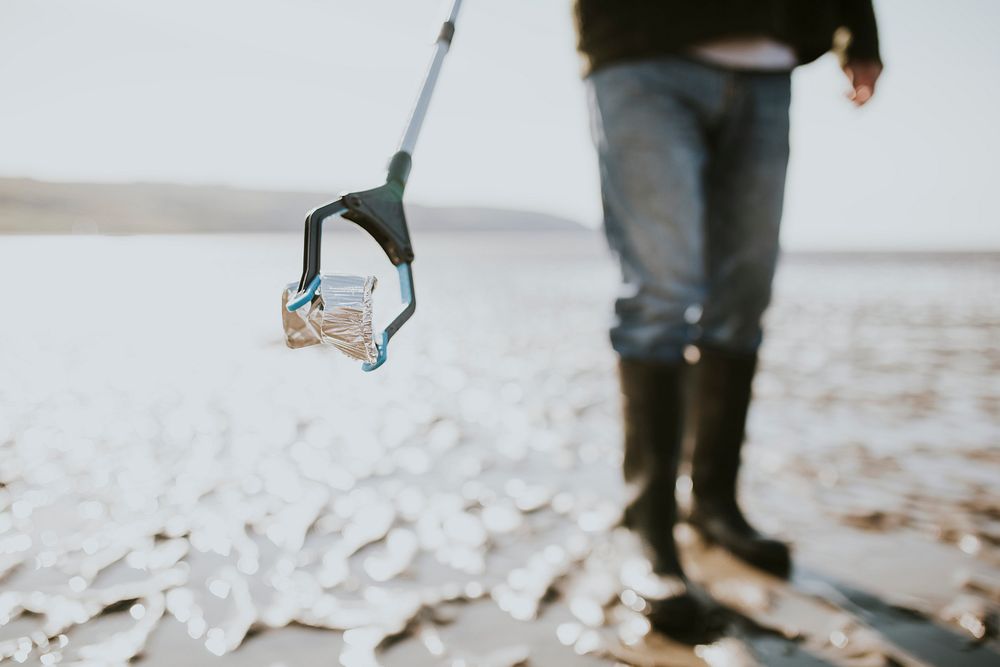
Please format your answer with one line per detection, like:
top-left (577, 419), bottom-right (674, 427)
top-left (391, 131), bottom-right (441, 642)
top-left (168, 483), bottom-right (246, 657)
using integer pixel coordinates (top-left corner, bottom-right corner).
top-left (438, 21), bottom-right (455, 45)
top-left (386, 151), bottom-right (412, 189)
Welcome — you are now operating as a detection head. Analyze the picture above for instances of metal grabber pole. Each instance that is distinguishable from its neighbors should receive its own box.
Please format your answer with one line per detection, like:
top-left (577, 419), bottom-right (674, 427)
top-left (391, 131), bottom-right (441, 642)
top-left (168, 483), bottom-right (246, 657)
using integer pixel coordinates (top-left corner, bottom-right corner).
top-left (286, 0), bottom-right (464, 371)
top-left (397, 0), bottom-right (464, 160)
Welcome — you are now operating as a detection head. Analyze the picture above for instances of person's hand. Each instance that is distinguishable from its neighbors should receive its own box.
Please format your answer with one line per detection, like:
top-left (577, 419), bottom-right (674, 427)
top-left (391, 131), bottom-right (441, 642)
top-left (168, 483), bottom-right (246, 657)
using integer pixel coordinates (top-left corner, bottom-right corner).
top-left (843, 59), bottom-right (882, 106)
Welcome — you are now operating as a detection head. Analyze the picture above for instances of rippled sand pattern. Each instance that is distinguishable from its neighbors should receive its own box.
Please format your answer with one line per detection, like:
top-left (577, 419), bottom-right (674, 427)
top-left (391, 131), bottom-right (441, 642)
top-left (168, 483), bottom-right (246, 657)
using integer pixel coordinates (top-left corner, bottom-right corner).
top-left (0, 235), bottom-right (997, 666)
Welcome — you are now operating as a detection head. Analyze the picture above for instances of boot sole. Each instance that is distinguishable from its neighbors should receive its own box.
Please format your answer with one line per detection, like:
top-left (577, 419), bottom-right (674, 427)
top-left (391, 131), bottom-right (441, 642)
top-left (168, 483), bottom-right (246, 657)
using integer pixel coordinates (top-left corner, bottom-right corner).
top-left (686, 520), bottom-right (793, 579)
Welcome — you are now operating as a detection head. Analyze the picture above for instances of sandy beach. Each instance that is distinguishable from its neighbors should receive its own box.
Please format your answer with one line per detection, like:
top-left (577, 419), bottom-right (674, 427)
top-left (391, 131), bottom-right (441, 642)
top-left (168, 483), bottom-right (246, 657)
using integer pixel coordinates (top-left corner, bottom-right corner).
top-left (0, 233), bottom-right (997, 666)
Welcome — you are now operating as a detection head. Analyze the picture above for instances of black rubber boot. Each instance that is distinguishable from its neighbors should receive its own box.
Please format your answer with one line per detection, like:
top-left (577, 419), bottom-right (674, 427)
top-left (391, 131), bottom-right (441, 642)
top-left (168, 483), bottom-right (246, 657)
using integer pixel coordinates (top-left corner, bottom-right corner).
top-left (688, 346), bottom-right (791, 578)
top-left (619, 358), bottom-right (720, 643)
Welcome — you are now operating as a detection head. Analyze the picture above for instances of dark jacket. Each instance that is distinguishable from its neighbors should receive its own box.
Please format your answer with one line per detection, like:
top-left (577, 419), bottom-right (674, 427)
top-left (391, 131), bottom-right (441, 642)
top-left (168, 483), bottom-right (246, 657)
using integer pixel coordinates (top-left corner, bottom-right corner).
top-left (575, 0), bottom-right (880, 74)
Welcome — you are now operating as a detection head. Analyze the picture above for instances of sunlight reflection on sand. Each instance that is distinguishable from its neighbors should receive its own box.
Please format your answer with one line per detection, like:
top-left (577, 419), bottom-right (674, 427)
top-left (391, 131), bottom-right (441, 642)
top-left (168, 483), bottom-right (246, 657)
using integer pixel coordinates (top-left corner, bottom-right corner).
top-left (0, 235), bottom-right (997, 665)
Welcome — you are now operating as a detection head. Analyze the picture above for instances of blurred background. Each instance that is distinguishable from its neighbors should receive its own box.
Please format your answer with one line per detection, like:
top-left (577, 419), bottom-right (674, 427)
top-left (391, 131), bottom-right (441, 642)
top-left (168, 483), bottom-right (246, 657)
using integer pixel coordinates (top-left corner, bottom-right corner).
top-left (1, 1), bottom-right (998, 665)
top-left (5, 0), bottom-right (1000, 248)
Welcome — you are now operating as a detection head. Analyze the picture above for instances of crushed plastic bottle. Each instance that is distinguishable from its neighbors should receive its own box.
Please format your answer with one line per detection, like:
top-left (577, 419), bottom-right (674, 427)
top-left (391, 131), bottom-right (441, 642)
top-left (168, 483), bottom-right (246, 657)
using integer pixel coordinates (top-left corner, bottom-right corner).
top-left (281, 274), bottom-right (378, 364)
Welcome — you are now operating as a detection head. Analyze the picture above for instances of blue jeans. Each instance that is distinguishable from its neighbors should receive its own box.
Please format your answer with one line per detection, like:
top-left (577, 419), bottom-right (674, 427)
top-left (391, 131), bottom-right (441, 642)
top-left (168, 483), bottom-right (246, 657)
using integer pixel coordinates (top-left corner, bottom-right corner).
top-left (587, 57), bottom-right (791, 362)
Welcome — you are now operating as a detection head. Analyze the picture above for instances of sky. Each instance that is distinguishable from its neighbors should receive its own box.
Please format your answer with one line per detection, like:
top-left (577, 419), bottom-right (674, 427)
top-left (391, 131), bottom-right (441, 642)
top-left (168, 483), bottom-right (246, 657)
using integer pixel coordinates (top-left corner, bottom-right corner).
top-left (2, 0), bottom-right (999, 250)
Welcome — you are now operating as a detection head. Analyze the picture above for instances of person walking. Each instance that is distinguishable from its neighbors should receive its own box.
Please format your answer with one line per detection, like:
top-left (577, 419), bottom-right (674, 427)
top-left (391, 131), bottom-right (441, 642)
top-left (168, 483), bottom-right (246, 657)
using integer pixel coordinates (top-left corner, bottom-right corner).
top-left (576, 0), bottom-right (882, 641)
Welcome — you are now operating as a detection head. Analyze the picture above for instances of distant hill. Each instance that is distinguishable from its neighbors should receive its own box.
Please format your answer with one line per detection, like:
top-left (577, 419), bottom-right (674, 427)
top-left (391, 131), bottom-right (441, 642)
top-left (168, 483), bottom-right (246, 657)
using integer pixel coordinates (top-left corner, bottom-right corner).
top-left (0, 178), bottom-right (587, 234)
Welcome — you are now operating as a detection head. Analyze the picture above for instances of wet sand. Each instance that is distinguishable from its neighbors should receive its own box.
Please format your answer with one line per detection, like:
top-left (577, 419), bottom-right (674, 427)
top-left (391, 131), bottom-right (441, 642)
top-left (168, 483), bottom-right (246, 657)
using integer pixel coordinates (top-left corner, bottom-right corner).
top-left (0, 233), bottom-right (997, 666)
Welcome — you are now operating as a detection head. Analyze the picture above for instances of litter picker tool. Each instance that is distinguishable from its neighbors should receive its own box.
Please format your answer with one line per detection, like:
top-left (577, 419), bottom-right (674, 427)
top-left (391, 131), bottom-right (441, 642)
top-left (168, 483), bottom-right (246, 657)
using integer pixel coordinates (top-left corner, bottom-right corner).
top-left (282, 0), bottom-right (463, 371)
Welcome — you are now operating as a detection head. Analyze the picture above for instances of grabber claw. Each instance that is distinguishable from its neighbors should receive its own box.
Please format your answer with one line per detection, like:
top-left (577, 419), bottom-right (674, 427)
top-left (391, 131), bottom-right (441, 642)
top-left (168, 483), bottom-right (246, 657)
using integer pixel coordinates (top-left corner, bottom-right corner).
top-left (284, 153), bottom-right (417, 372)
top-left (282, 0), bottom-right (462, 371)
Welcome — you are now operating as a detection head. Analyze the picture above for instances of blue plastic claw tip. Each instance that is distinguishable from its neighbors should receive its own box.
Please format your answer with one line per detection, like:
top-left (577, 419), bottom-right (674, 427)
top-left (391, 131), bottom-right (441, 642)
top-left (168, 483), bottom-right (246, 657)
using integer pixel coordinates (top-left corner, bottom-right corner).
top-left (286, 275), bottom-right (322, 312)
top-left (362, 331), bottom-right (390, 372)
